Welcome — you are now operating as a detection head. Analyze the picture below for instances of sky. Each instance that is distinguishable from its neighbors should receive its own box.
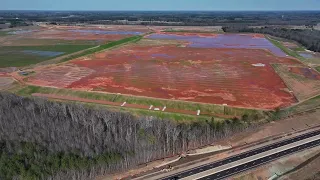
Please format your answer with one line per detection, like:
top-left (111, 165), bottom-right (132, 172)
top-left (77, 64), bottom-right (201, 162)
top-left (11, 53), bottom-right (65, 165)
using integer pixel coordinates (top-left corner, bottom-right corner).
top-left (1, 0), bottom-right (320, 11)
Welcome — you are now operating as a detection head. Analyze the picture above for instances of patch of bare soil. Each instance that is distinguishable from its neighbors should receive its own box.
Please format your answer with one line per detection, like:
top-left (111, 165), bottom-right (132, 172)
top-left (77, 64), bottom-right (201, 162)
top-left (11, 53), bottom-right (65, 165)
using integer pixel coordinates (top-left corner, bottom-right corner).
top-left (223, 109), bottom-right (320, 147)
top-left (0, 77), bottom-right (15, 89)
top-left (279, 152), bottom-right (320, 180)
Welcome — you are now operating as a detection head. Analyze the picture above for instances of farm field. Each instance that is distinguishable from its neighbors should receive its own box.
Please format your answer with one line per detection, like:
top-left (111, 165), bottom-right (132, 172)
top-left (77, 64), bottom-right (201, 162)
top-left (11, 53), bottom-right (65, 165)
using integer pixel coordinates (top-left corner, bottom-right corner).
top-left (1, 25), bottom-right (149, 44)
top-left (0, 25), bottom-right (149, 67)
top-left (0, 45), bottom-right (93, 67)
top-left (26, 32), bottom-right (303, 110)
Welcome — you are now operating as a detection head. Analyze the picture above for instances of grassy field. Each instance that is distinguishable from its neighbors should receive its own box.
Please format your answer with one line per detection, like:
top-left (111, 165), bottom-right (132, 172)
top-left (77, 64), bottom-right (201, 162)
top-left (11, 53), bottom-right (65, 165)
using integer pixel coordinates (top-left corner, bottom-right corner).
top-left (316, 66), bottom-right (320, 72)
top-left (292, 47), bottom-right (306, 51)
top-left (5, 38), bottom-right (105, 46)
top-left (267, 36), bottom-right (303, 59)
top-left (0, 45), bottom-right (93, 67)
top-left (270, 95), bottom-right (320, 121)
top-left (15, 85), bottom-right (263, 119)
top-left (15, 85), bottom-right (227, 122)
top-left (60, 35), bottom-right (143, 62)
top-left (88, 102), bottom-right (218, 122)
top-left (0, 31), bottom-right (10, 36)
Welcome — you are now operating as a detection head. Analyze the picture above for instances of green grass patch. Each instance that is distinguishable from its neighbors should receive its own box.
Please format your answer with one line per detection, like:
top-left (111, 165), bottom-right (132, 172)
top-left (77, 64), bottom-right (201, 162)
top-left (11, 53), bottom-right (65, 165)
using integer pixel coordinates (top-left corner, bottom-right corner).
top-left (117, 106), bottom-right (217, 122)
top-left (114, 95), bottom-right (260, 117)
top-left (15, 86), bottom-right (262, 119)
top-left (9, 38), bottom-right (104, 46)
top-left (292, 46), bottom-right (306, 51)
top-left (60, 35), bottom-right (143, 63)
top-left (15, 86), bottom-right (223, 121)
top-left (0, 45), bottom-right (93, 67)
top-left (267, 37), bottom-right (303, 59)
top-left (0, 31), bottom-right (10, 36)
top-left (270, 95), bottom-right (320, 120)
top-left (316, 66), bottom-right (320, 73)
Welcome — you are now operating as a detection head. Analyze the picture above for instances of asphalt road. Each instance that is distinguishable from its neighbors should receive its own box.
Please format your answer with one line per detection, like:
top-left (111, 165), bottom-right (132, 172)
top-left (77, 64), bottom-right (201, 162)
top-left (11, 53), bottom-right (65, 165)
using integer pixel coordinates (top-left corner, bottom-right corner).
top-left (198, 139), bottom-right (320, 180)
top-left (161, 129), bottom-right (320, 180)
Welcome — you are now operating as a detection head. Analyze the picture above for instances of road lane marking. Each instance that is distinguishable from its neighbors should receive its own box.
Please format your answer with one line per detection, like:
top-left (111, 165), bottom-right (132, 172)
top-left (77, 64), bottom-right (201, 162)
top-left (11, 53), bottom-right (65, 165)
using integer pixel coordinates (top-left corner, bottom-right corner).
top-left (158, 131), bottom-right (320, 180)
top-left (181, 134), bottom-right (320, 180)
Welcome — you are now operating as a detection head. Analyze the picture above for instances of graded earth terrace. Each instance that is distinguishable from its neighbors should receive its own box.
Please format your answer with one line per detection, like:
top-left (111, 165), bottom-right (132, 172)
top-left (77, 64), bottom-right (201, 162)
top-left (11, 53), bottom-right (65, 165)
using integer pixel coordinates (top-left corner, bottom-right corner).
top-left (26, 31), bottom-right (302, 109)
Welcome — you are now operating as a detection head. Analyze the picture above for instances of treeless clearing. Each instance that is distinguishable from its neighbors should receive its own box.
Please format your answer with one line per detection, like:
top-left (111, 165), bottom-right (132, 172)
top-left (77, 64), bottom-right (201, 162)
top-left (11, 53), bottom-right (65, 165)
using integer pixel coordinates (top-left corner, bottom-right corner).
top-left (22, 25), bottom-right (149, 42)
top-left (28, 41), bottom-right (300, 109)
top-left (273, 64), bottom-right (320, 101)
top-left (0, 77), bottom-right (14, 89)
top-left (28, 64), bottom-right (94, 87)
top-left (32, 93), bottom-right (237, 119)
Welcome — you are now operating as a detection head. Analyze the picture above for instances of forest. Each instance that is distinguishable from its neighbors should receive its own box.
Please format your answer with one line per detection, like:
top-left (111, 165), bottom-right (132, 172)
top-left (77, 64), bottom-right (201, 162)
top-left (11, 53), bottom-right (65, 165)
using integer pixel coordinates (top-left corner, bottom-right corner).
top-left (0, 93), bottom-right (262, 180)
top-left (0, 11), bottom-right (320, 26)
top-left (222, 26), bottom-right (320, 52)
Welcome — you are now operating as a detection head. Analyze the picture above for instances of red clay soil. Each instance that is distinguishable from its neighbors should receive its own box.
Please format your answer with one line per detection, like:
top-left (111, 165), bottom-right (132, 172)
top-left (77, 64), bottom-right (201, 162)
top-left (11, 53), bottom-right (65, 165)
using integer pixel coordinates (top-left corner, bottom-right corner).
top-left (32, 93), bottom-right (236, 119)
top-left (282, 42), bottom-right (298, 48)
top-left (0, 73), bottom-right (8, 77)
top-left (289, 67), bottom-right (320, 80)
top-left (252, 34), bottom-right (265, 38)
top-left (67, 46), bottom-right (299, 109)
top-left (28, 38), bottom-right (302, 109)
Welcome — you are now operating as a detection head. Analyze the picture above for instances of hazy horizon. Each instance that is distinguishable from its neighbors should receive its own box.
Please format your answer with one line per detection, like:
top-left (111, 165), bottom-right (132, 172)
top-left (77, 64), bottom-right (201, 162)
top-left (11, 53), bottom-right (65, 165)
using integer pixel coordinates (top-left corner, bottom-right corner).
top-left (2, 0), bottom-right (320, 11)
top-left (1, 10), bottom-right (320, 12)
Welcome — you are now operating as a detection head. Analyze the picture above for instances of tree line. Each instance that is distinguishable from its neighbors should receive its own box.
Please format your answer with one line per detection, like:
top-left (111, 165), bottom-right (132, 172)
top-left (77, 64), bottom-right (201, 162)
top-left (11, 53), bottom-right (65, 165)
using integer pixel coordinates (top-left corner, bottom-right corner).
top-left (0, 92), bottom-right (263, 180)
top-left (1, 11), bottom-right (320, 27)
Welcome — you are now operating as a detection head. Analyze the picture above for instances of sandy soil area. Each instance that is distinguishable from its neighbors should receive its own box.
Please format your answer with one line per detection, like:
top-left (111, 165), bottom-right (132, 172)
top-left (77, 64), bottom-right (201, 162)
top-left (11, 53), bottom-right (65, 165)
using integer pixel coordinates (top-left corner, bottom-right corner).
top-left (0, 77), bottom-right (15, 90)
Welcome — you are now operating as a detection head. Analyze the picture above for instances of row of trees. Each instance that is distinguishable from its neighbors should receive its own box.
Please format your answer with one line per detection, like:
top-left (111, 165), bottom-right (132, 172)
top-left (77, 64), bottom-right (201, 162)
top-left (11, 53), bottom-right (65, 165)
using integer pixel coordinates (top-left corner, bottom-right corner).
top-left (1, 11), bottom-right (320, 26)
top-left (0, 93), bottom-right (260, 179)
top-left (222, 26), bottom-right (320, 52)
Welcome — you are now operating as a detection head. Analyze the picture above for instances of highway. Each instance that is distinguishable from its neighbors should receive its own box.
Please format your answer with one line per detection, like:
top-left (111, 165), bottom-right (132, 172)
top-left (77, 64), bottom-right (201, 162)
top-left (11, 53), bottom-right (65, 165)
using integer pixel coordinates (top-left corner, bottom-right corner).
top-left (198, 139), bottom-right (320, 180)
top-left (160, 129), bottom-right (320, 180)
